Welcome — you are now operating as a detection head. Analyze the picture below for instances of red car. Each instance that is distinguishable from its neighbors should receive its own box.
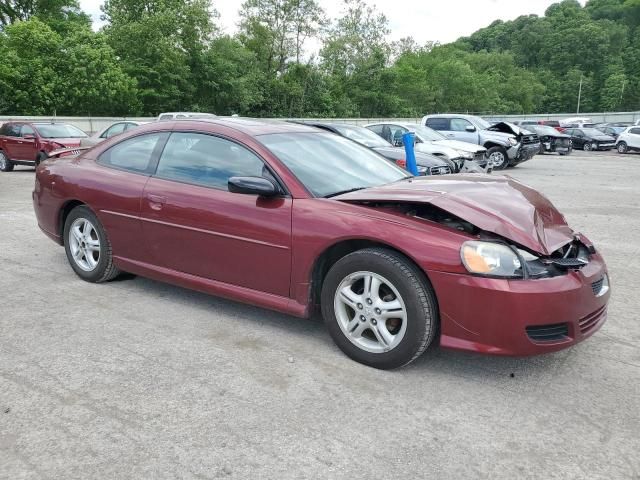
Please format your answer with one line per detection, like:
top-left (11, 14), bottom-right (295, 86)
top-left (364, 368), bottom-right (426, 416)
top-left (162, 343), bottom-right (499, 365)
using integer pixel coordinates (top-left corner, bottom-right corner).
top-left (32, 118), bottom-right (610, 369)
top-left (0, 122), bottom-right (87, 171)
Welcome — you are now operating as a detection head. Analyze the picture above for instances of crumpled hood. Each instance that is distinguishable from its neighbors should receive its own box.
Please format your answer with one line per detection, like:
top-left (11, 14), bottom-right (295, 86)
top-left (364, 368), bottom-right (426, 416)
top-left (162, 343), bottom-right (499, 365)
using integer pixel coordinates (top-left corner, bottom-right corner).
top-left (334, 175), bottom-right (575, 255)
top-left (47, 138), bottom-right (83, 149)
top-left (432, 139), bottom-right (486, 153)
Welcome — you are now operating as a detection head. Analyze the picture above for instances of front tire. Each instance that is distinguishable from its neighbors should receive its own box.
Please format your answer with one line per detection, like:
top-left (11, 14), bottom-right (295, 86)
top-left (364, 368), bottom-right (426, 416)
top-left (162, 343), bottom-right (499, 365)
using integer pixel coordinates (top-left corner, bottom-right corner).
top-left (321, 248), bottom-right (438, 369)
top-left (0, 151), bottom-right (14, 172)
top-left (63, 206), bottom-right (120, 283)
top-left (487, 147), bottom-right (509, 170)
top-left (617, 142), bottom-right (628, 154)
top-left (583, 142), bottom-right (593, 151)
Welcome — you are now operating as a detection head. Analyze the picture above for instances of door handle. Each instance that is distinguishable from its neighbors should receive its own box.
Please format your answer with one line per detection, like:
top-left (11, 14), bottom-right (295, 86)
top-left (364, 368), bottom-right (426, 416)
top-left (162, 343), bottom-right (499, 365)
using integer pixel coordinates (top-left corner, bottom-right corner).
top-left (147, 194), bottom-right (167, 210)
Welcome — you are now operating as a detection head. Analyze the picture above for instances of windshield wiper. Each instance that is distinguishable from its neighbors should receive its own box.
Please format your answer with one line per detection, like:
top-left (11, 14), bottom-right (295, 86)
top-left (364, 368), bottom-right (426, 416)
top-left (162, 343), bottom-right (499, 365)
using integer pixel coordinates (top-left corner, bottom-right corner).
top-left (324, 187), bottom-right (367, 198)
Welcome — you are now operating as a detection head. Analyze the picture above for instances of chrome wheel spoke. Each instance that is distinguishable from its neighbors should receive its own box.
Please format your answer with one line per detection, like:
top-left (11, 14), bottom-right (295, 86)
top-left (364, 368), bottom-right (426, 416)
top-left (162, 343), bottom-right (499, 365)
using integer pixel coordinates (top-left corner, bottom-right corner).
top-left (333, 271), bottom-right (408, 354)
top-left (69, 218), bottom-right (100, 272)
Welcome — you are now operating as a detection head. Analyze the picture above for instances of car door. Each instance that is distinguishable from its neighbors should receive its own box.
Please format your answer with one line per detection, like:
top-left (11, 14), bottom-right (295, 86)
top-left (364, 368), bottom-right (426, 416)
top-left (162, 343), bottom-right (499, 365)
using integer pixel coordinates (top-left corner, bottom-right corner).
top-left (448, 118), bottom-right (480, 144)
top-left (569, 129), bottom-right (585, 148)
top-left (140, 131), bottom-right (292, 297)
top-left (629, 128), bottom-right (640, 148)
top-left (2, 124), bottom-right (23, 159)
top-left (17, 124), bottom-right (38, 161)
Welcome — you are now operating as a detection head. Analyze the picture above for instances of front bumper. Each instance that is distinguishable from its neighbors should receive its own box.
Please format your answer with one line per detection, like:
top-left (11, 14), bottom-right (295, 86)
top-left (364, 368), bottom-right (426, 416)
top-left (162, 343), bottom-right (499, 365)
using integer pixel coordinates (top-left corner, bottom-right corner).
top-left (427, 254), bottom-right (610, 356)
top-left (508, 142), bottom-right (540, 163)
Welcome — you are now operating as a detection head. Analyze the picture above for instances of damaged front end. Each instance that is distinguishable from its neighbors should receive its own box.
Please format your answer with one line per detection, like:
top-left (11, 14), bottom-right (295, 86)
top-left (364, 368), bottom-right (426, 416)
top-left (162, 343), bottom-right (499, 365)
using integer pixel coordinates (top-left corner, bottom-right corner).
top-left (355, 200), bottom-right (597, 280)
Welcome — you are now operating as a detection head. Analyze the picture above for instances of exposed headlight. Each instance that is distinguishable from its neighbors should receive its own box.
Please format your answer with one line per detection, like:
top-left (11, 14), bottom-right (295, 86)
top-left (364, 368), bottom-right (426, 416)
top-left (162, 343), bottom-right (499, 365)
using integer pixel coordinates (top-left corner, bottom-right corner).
top-left (461, 241), bottom-right (522, 278)
top-left (417, 165), bottom-right (428, 175)
top-left (508, 137), bottom-right (518, 146)
top-left (456, 150), bottom-right (474, 159)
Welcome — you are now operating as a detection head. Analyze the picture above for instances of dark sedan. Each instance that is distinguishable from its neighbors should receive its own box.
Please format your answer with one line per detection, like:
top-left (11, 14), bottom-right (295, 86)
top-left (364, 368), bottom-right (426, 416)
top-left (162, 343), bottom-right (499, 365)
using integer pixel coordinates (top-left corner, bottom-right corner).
top-left (523, 125), bottom-right (572, 155)
top-left (295, 122), bottom-right (455, 175)
top-left (564, 128), bottom-right (616, 151)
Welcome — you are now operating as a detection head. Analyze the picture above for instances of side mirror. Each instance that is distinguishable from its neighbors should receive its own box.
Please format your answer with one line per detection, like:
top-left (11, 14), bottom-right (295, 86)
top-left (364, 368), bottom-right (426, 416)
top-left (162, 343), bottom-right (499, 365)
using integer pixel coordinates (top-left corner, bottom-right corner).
top-left (23, 134), bottom-right (35, 140)
top-left (228, 176), bottom-right (279, 197)
top-left (465, 125), bottom-right (476, 132)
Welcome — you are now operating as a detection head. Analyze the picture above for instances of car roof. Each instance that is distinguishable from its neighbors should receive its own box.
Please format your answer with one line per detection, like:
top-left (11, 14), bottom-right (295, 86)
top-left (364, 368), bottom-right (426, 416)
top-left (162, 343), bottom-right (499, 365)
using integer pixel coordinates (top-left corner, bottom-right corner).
top-left (168, 117), bottom-right (320, 136)
top-left (423, 114), bottom-right (475, 119)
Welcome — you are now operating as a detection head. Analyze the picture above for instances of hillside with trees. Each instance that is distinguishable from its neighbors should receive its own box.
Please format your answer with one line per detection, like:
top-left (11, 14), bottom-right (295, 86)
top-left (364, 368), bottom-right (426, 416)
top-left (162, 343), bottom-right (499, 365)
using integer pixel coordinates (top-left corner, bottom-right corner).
top-left (0, 0), bottom-right (639, 117)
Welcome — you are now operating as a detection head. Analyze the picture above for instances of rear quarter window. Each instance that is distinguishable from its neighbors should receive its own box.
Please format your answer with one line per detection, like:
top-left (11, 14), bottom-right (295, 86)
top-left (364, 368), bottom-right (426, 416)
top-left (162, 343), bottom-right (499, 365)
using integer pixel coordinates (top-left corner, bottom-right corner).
top-left (97, 133), bottom-right (166, 174)
top-left (425, 118), bottom-right (450, 131)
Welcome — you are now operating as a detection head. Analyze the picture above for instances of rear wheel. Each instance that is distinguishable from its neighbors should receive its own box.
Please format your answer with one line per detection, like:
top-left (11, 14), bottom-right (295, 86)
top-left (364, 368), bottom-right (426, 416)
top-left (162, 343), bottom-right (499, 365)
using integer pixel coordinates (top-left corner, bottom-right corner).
top-left (64, 205), bottom-right (120, 283)
top-left (0, 151), bottom-right (14, 172)
top-left (321, 248), bottom-right (438, 369)
top-left (487, 147), bottom-right (509, 170)
top-left (617, 142), bottom-right (628, 154)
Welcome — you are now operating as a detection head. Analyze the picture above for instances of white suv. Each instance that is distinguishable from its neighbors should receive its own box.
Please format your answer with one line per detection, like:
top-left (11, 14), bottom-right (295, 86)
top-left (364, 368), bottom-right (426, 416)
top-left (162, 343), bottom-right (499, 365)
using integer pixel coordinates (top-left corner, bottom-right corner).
top-left (616, 126), bottom-right (640, 153)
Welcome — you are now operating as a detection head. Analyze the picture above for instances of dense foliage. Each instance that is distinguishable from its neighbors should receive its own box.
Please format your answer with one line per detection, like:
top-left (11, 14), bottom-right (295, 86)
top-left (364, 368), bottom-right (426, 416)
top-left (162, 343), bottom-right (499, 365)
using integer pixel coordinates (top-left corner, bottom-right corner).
top-left (0, 0), bottom-right (639, 116)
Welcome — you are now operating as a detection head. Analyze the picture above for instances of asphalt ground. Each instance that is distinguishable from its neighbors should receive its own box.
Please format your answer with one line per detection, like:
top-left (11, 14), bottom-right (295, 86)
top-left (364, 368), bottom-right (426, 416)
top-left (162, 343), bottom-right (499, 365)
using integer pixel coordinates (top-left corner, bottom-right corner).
top-left (1, 150), bottom-right (639, 479)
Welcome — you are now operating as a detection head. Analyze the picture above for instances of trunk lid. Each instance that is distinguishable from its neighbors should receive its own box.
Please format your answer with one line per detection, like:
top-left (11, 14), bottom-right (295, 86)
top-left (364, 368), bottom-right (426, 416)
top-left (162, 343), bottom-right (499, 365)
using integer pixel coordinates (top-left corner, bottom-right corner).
top-left (334, 175), bottom-right (574, 255)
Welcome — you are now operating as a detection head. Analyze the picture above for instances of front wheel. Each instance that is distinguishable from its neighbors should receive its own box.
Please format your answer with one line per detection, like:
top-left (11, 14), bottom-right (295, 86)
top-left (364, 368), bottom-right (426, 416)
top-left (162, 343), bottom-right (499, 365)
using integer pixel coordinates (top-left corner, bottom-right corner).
top-left (583, 142), bottom-right (593, 151)
top-left (487, 147), bottom-right (509, 170)
top-left (0, 151), bottom-right (14, 172)
top-left (321, 248), bottom-right (438, 369)
top-left (617, 142), bottom-right (628, 154)
top-left (35, 151), bottom-right (48, 167)
top-left (64, 205), bottom-right (121, 283)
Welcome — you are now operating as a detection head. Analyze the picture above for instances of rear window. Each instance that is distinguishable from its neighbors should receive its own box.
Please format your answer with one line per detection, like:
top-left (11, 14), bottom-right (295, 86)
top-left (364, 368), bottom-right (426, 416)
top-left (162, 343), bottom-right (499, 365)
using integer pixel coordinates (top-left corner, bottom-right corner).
top-left (425, 118), bottom-right (449, 131)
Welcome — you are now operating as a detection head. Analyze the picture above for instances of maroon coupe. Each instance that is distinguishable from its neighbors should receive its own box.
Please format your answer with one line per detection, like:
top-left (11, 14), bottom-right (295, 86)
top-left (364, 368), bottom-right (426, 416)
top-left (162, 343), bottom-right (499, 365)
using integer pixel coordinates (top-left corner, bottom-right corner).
top-left (32, 118), bottom-right (610, 369)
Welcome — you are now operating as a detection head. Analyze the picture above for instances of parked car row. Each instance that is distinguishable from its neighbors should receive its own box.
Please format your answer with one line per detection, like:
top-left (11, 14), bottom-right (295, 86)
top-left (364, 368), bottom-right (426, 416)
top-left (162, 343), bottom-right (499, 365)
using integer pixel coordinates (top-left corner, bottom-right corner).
top-left (31, 117), bottom-right (611, 368)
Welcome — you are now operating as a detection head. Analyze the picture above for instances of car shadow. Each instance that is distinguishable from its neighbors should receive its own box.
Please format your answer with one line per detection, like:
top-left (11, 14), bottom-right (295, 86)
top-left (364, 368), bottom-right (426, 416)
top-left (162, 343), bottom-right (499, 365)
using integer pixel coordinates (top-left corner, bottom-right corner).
top-left (112, 273), bottom-right (568, 379)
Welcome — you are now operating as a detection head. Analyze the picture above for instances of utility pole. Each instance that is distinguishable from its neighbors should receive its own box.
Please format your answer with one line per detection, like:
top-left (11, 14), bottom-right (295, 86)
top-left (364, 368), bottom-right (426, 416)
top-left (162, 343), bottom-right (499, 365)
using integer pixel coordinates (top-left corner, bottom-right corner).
top-left (577, 74), bottom-right (583, 114)
top-left (620, 79), bottom-right (626, 109)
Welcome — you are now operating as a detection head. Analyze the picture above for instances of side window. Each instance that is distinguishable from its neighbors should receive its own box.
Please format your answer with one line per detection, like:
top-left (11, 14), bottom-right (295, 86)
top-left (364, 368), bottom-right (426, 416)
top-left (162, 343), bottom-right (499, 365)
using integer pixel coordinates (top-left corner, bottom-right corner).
top-left (21, 125), bottom-right (34, 137)
top-left (124, 123), bottom-right (138, 131)
top-left (629, 128), bottom-right (640, 135)
top-left (367, 125), bottom-right (384, 136)
top-left (158, 115), bottom-right (173, 121)
top-left (425, 118), bottom-right (450, 131)
top-left (155, 132), bottom-right (269, 191)
top-left (98, 133), bottom-right (165, 173)
top-left (6, 124), bottom-right (21, 137)
top-left (389, 126), bottom-right (407, 146)
top-left (102, 123), bottom-right (126, 138)
top-left (450, 118), bottom-right (473, 132)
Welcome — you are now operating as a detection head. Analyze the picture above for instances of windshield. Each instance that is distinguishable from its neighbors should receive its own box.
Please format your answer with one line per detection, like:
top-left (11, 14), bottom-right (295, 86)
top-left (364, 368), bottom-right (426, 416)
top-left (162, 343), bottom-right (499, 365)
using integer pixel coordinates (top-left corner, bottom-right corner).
top-left (35, 124), bottom-right (87, 138)
top-left (582, 128), bottom-right (608, 136)
top-left (531, 126), bottom-right (561, 135)
top-left (404, 124), bottom-right (447, 141)
top-left (470, 117), bottom-right (492, 129)
top-left (332, 124), bottom-right (392, 148)
top-left (258, 132), bottom-right (408, 198)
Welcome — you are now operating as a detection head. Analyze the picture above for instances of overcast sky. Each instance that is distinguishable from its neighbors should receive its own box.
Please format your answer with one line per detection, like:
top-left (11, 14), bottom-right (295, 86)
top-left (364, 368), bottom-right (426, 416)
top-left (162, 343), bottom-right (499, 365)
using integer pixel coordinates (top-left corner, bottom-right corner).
top-left (80, 0), bottom-right (587, 45)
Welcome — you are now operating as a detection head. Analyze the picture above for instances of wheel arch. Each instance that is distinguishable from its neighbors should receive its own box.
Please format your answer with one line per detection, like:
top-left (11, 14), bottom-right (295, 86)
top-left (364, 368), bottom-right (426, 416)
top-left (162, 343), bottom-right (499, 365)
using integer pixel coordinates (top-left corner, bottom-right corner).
top-left (58, 199), bottom-right (87, 244)
top-left (483, 141), bottom-right (508, 151)
top-left (308, 238), bottom-right (437, 314)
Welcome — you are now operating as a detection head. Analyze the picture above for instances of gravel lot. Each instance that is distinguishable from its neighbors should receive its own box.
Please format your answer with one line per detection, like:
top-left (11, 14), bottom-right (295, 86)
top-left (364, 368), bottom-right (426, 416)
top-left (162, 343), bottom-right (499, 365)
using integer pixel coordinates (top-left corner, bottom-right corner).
top-left (1, 151), bottom-right (639, 479)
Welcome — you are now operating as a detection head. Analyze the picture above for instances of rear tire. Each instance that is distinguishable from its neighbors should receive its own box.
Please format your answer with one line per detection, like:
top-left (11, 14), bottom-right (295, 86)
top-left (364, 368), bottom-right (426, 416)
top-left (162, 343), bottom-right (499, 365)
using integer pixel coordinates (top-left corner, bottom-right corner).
top-left (0, 151), bottom-right (14, 172)
top-left (63, 205), bottom-right (121, 283)
top-left (321, 248), bottom-right (438, 369)
top-left (617, 142), bottom-right (628, 154)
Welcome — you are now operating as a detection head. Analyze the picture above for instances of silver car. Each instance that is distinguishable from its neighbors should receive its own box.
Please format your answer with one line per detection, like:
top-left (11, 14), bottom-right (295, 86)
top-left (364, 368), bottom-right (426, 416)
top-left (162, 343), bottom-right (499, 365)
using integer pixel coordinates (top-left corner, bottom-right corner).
top-left (365, 122), bottom-right (488, 172)
top-left (81, 121), bottom-right (145, 147)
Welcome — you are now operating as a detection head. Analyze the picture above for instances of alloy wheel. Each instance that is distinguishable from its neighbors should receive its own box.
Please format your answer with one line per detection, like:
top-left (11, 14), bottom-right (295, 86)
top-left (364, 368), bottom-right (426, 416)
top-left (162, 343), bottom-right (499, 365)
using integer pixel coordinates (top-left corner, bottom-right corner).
top-left (617, 143), bottom-right (628, 154)
top-left (0, 152), bottom-right (6, 170)
top-left (489, 151), bottom-right (506, 168)
top-left (68, 218), bottom-right (101, 272)
top-left (333, 271), bottom-right (408, 354)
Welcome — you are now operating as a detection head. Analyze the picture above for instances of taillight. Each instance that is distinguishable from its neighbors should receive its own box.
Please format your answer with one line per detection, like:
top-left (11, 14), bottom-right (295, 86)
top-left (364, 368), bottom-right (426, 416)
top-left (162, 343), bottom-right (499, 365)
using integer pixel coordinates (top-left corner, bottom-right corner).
top-left (396, 159), bottom-right (407, 168)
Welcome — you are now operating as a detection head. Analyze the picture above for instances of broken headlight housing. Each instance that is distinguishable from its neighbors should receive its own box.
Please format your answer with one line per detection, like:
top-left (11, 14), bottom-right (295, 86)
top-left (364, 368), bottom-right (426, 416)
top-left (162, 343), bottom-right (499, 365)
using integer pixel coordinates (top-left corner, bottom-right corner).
top-left (461, 240), bottom-right (591, 279)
